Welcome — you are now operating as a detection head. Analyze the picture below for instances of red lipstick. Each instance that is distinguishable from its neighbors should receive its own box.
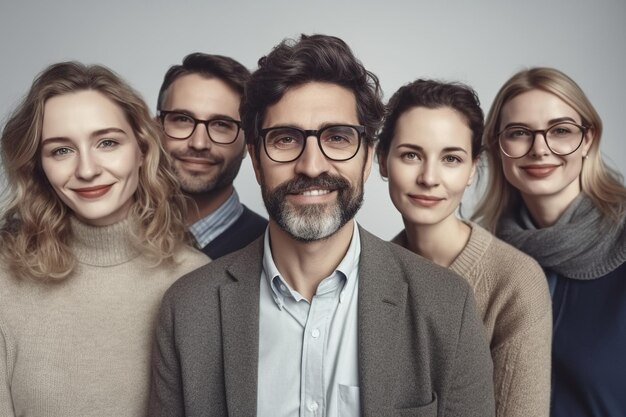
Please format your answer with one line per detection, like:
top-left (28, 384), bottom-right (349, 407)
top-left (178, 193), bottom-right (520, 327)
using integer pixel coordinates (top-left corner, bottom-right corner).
top-left (520, 164), bottom-right (561, 178)
top-left (73, 185), bottom-right (112, 199)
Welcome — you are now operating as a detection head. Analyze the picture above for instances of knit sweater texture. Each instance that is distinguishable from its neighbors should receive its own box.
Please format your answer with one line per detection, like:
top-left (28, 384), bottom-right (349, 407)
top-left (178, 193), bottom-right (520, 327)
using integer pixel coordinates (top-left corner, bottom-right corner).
top-left (392, 222), bottom-right (552, 417)
top-left (0, 218), bottom-right (210, 417)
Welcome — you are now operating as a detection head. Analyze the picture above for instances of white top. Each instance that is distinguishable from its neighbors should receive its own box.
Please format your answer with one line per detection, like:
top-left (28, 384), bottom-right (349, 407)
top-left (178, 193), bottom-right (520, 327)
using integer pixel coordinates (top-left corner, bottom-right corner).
top-left (257, 222), bottom-right (361, 417)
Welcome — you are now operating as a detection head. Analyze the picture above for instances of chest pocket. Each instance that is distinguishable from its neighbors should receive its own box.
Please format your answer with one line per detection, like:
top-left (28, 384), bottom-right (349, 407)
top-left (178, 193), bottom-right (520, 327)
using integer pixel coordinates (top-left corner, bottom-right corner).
top-left (395, 393), bottom-right (437, 417)
top-left (338, 384), bottom-right (360, 416)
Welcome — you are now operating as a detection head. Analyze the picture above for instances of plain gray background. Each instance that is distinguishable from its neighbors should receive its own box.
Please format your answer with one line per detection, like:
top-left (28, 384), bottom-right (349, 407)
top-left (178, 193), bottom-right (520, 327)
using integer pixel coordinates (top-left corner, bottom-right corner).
top-left (1, 0), bottom-right (624, 239)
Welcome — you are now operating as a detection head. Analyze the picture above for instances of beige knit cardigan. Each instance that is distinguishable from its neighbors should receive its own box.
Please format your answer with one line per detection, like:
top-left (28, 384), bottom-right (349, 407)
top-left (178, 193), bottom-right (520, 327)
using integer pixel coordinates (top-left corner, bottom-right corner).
top-left (393, 222), bottom-right (552, 417)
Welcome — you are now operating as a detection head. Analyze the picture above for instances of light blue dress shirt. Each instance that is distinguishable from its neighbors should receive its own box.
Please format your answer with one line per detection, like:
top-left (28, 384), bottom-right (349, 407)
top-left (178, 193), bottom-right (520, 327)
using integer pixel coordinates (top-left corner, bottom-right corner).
top-left (257, 222), bottom-right (361, 417)
top-left (188, 190), bottom-right (243, 249)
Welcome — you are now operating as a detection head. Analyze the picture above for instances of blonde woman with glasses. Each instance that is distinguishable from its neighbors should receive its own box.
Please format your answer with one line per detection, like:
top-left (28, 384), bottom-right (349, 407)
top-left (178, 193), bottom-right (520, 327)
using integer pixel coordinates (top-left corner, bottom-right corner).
top-left (474, 67), bottom-right (626, 417)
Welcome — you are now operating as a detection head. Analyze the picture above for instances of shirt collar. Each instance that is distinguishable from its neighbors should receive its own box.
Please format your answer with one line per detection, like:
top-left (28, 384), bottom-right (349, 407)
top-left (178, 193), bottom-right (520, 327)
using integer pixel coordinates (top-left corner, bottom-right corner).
top-left (189, 190), bottom-right (244, 249)
top-left (262, 221), bottom-right (361, 308)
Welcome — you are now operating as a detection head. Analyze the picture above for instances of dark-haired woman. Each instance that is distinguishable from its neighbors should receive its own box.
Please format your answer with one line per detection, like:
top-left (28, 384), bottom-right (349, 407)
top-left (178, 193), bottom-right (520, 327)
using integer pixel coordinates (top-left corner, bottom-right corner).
top-left (378, 79), bottom-right (552, 417)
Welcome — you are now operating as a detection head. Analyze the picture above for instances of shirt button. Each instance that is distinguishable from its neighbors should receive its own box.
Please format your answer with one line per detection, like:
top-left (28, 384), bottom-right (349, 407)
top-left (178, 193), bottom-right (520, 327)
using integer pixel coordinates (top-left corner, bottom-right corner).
top-left (309, 401), bottom-right (319, 411)
top-left (311, 328), bottom-right (320, 338)
top-left (280, 284), bottom-right (287, 292)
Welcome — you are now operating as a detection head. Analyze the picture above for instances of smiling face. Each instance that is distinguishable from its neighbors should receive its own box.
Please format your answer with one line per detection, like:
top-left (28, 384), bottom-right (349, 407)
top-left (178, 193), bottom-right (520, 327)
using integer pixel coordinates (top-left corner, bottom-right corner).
top-left (252, 82), bottom-right (373, 242)
top-left (40, 90), bottom-right (143, 226)
top-left (160, 73), bottom-right (245, 195)
top-left (499, 89), bottom-right (593, 209)
top-left (380, 106), bottom-right (475, 228)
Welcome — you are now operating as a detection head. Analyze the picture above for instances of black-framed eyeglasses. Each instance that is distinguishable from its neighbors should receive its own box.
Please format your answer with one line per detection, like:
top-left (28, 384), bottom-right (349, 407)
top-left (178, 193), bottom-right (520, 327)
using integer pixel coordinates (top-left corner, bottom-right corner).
top-left (158, 110), bottom-right (242, 144)
top-left (259, 124), bottom-right (366, 163)
top-left (498, 122), bottom-right (589, 159)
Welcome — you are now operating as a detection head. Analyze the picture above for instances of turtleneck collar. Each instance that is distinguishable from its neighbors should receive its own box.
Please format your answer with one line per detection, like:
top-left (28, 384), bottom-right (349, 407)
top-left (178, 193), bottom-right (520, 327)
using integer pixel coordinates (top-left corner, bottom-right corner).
top-left (70, 217), bottom-right (141, 267)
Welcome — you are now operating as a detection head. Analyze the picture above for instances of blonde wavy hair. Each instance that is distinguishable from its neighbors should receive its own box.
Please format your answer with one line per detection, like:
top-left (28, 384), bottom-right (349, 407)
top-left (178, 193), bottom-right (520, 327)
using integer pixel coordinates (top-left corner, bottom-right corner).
top-left (473, 67), bottom-right (626, 233)
top-left (0, 62), bottom-right (189, 281)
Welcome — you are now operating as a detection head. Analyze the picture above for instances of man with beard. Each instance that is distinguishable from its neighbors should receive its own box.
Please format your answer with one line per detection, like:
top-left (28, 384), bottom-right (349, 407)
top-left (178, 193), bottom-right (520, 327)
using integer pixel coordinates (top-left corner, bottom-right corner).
top-left (149, 35), bottom-right (495, 417)
top-left (156, 53), bottom-right (267, 259)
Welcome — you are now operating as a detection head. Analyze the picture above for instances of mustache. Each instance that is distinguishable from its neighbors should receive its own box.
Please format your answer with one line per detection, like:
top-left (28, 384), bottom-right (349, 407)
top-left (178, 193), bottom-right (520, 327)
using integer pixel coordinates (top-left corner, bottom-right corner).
top-left (171, 150), bottom-right (223, 164)
top-left (279, 174), bottom-right (350, 194)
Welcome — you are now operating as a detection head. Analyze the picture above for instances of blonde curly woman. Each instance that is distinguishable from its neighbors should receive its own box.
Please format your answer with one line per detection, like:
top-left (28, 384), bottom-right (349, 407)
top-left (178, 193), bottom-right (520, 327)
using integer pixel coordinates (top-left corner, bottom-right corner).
top-left (0, 62), bottom-right (209, 417)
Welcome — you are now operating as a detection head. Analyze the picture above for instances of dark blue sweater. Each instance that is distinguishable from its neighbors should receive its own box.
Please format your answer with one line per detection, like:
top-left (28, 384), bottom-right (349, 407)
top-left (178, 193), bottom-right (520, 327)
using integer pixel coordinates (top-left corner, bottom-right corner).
top-left (201, 205), bottom-right (267, 260)
top-left (549, 261), bottom-right (626, 417)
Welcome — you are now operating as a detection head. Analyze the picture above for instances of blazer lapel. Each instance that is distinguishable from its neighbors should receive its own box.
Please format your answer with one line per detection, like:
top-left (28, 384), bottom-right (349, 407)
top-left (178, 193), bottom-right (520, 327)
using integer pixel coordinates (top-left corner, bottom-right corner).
top-left (220, 239), bottom-right (263, 417)
top-left (357, 228), bottom-right (408, 416)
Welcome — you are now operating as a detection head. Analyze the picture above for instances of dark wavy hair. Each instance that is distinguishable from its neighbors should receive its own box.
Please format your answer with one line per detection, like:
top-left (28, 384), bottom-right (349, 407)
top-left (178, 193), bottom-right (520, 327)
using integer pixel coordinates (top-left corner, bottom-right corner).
top-left (157, 52), bottom-right (250, 111)
top-left (377, 79), bottom-right (484, 160)
top-left (241, 34), bottom-right (385, 158)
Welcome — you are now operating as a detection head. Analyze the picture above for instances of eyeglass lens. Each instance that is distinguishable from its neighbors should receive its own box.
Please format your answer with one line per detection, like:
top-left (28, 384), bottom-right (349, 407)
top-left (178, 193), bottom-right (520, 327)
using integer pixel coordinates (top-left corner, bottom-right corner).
top-left (264, 125), bottom-right (361, 162)
top-left (162, 112), bottom-right (239, 143)
top-left (499, 122), bottom-right (585, 157)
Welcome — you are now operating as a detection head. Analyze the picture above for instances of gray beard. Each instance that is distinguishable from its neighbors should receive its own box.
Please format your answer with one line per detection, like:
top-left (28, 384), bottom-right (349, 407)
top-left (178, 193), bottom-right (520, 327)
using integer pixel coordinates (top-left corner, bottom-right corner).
top-left (262, 173), bottom-right (364, 242)
top-left (279, 200), bottom-right (345, 241)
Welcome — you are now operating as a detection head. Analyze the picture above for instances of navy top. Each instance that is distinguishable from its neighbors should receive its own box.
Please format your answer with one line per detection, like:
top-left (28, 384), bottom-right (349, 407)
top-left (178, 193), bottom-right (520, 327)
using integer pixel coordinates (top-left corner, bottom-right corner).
top-left (201, 205), bottom-right (267, 260)
top-left (549, 261), bottom-right (626, 417)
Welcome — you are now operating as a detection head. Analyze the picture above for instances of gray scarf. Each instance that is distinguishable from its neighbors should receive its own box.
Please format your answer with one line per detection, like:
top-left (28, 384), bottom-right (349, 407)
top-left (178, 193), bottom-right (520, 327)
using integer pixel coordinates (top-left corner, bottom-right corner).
top-left (498, 194), bottom-right (626, 279)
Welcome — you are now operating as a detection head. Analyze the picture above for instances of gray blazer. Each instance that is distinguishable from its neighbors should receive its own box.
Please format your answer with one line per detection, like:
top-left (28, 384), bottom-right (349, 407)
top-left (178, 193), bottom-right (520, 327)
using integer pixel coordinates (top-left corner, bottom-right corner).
top-left (149, 227), bottom-right (495, 417)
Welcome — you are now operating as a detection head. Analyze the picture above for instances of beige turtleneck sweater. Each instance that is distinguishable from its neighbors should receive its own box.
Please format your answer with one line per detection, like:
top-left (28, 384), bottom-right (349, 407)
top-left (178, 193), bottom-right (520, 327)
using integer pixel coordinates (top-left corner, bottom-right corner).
top-left (0, 218), bottom-right (209, 417)
top-left (392, 222), bottom-right (552, 417)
